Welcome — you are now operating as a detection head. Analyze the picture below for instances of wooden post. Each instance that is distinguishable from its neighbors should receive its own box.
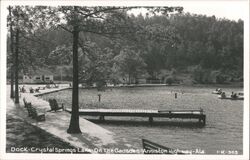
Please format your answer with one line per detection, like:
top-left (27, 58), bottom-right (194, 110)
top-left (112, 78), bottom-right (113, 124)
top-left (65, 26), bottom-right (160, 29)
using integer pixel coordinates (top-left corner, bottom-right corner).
top-left (98, 94), bottom-right (101, 102)
top-left (199, 116), bottom-right (206, 126)
top-left (202, 116), bottom-right (206, 125)
top-left (99, 115), bottom-right (105, 121)
top-left (175, 93), bottom-right (177, 99)
top-left (149, 116), bottom-right (153, 123)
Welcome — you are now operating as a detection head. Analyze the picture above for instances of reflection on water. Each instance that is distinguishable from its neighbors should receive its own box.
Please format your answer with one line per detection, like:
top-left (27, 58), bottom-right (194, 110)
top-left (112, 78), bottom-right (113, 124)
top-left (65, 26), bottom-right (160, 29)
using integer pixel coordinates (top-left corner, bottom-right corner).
top-left (42, 86), bottom-right (243, 154)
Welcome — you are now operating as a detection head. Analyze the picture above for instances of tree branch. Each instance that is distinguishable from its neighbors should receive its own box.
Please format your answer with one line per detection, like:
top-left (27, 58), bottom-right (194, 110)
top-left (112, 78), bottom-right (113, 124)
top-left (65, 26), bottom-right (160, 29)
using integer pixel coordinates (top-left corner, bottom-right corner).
top-left (58, 24), bottom-right (73, 33)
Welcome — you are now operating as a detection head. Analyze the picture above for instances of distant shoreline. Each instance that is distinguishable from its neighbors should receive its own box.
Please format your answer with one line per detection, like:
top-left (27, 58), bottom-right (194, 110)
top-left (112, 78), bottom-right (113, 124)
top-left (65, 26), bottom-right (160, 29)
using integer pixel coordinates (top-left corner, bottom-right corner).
top-left (6, 82), bottom-right (243, 90)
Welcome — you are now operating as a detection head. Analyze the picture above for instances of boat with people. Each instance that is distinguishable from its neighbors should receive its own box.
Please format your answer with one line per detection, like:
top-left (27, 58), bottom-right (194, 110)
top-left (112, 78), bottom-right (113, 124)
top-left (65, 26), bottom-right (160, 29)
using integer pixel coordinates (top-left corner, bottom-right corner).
top-left (218, 92), bottom-right (244, 100)
top-left (212, 88), bottom-right (222, 94)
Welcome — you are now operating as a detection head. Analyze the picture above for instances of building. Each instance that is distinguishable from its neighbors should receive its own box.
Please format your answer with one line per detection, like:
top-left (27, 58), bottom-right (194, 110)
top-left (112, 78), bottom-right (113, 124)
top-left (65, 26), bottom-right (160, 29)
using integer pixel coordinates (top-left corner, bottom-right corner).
top-left (23, 75), bottom-right (53, 84)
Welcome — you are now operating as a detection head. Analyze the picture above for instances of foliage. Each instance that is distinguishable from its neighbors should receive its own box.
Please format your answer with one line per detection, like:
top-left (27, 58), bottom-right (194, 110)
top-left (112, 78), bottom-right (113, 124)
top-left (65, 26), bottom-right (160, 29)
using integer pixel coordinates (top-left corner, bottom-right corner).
top-left (7, 7), bottom-right (243, 85)
top-left (165, 76), bottom-right (174, 85)
top-left (79, 41), bottom-right (114, 89)
top-left (113, 46), bottom-right (146, 84)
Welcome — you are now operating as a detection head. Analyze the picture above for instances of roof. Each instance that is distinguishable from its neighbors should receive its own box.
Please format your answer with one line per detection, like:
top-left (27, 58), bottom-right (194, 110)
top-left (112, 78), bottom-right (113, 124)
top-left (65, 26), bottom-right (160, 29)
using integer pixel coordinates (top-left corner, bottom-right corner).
top-left (25, 68), bottom-right (54, 76)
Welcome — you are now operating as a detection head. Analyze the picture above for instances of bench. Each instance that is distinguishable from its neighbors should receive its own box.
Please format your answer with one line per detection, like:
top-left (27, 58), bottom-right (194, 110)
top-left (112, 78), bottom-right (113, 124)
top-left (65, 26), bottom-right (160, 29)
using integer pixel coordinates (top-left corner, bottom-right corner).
top-left (26, 102), bottom-right (33, 117)
top-left (142, 139), bottom-right (184, 154)
top-left (24, 100), bottom-right (45, 121)
top-left (30, 105), bottom-right (46, 121)
top-left (23, 98), bottom-right (28, 108)
top-left (48, 99), bottom-right (64, 112)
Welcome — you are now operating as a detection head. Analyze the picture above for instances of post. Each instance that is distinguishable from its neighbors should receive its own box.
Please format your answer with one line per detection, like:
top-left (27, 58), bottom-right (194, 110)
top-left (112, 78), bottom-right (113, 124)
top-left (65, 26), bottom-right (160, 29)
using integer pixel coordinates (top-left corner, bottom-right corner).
top-left (98, 94), bottom-right (101, 102)
top-left (199, 116), bottom-right (206, 126)
top-left (60, 66), bottom-right (63, 83)
top-left (149, 116), bottom-right (153, 123)
top-left (175, 93), bottom-right (177, 99)
top-left (202, 116), bottom-right (206, 126)
top-left (99, 115), bottom-right (105, 121)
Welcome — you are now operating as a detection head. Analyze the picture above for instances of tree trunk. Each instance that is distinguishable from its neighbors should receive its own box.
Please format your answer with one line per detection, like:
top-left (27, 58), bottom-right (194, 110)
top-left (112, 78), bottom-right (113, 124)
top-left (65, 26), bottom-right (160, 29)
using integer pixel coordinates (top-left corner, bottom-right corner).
top-left (14, 28), bottom-right (19, 103)
top-left (8, 6), bottom-right (14, 98)
top-left (10, 67), bottom-right (14, 99)
top-left (67, 6), bottom-right (81, 134)
top-left (128, 73), bottom-right (131, 84)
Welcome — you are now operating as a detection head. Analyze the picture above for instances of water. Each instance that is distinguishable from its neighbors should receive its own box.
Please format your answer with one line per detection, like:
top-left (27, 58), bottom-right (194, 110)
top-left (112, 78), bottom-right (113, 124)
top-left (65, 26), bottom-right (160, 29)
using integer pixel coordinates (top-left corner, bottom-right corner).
top-left (42, 86), bottom-right (243, 154)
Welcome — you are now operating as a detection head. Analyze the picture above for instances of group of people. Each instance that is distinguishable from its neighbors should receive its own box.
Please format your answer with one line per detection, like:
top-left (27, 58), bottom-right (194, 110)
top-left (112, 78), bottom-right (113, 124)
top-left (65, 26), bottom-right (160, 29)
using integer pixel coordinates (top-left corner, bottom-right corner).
top-left (46, 81), bottom-right (59, 88)
top-left (20, 85), bottom-right (41, 93)
top-left (230, 92), bottom-right (238, 98)
top-left (216, 88), bottom-right (238, 98)
top-left (215, 88), bottom-right (222, 94)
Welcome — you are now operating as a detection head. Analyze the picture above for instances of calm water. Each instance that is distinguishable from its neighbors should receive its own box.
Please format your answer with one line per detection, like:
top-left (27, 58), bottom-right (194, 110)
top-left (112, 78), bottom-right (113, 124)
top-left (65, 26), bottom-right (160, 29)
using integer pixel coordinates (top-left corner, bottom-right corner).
top-left (42, 86), bottom-right (243, 154)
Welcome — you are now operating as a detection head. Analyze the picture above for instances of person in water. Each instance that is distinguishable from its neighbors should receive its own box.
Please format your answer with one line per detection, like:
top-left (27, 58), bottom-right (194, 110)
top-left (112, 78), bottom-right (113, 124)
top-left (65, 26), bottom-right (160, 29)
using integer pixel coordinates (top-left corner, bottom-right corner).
top-left (221, 92), bottom-right (226, 98)
top-left (231, 92), bottom-right (237, 98)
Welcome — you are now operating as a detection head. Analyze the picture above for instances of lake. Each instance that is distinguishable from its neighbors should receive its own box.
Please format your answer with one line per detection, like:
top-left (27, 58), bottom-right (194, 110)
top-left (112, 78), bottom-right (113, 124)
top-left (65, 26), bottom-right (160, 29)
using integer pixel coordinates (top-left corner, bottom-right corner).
top-left (41, 85), bottom-right (243, 154)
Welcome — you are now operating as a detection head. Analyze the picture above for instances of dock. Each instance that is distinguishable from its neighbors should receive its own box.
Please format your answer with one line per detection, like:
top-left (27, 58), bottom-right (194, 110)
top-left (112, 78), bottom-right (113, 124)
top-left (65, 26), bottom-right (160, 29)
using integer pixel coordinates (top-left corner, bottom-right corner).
top-left (65, 108), bottom-right (206, 126)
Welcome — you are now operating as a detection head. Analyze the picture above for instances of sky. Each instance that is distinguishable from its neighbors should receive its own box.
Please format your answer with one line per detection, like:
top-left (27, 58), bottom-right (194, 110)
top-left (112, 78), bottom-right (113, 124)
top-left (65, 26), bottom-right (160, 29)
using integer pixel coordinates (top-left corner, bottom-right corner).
top-left (129, 1), bottom-right (247, 21)
top-left (180, 1), bottom-right (247, 21)
top-left (1, 0), bottom-right (248, 21)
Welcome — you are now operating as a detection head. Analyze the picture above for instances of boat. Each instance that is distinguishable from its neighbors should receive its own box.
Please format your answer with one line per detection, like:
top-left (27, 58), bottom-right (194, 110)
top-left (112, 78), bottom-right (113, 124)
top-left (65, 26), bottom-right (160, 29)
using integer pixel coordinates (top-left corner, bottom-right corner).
top-left (212, 88), bottom-right (222, 94)
top-left (236, 92), bottom-right (244, 100)
top-left (218, 92), bottom-right (244, 100)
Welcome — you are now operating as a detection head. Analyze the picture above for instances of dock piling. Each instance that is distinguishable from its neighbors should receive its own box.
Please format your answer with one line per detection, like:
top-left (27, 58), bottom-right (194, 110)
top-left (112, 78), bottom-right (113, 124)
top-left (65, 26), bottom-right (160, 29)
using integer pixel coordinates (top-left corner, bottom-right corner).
top-left (98, 94), bottom-right (101, 102)
top-left (199, 116), bottom-right (206, 126)
top-left (99, 115), bottom-right (105, 121)
top-left (66, 108), bottom-right (206, 126)
top-left (149, 116), bottom-right (153, 123)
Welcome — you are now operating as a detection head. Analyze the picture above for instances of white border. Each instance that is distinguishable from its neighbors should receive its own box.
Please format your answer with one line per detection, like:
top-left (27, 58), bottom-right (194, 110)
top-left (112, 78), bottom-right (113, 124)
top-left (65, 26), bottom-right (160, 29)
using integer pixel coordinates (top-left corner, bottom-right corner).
top-left (0, 1), bottom-right (249, 160)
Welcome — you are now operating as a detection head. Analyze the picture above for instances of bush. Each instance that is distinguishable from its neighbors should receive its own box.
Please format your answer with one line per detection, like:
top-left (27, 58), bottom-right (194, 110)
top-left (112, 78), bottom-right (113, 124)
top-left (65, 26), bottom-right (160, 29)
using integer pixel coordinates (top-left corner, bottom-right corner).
top-left (192, 65), bottom-right (204, 83)
top-left (96, 80), bottom-right (106, 91)
top-left (216, 74), bottom-right (226, 84)
top-left (165, 76), bottom-right (174, 85)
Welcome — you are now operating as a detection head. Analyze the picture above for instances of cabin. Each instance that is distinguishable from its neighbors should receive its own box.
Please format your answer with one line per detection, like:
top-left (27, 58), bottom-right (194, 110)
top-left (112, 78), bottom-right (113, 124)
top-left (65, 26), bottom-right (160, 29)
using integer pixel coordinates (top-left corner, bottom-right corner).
top-left (23, 75), bottom-right (53, 84)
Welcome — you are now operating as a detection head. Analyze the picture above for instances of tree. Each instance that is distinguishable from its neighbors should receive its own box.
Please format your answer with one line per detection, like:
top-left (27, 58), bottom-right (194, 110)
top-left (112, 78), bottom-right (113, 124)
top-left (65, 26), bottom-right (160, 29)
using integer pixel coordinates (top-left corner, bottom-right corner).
top-left (7, 6), bottom-right (59, 103)
top-left (11, 7), bottom-right (21, 103)
top-left (48, 45), bottom-right (73, 65)
top-left (8, 6), bottom-right (14, 98)
top-left (79, 41), bottom-right (114, 90)
top-left (66, 6), bottom-right (81, 133)
top-left (7, 6), bottom-right (184, 133)
top-left (56, 6), bottom-right (183, 133)
top-left (114, 46), bottom-right (146, 84)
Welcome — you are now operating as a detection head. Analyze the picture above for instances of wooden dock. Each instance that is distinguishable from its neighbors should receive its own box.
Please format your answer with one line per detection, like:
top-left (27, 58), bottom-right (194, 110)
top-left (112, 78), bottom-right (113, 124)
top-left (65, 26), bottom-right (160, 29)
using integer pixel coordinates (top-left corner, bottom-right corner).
top-left (65, 108), bottom-right (206, 126)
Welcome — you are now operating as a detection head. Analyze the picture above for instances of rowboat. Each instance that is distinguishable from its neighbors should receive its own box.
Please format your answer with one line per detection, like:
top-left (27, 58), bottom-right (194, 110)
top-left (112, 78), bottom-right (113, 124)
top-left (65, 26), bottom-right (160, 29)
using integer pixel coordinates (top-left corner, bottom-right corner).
top-left (218, 92), bottom-right (244, 100)
top-left (212, 88), bottom-right (222, 94)
top-left (212, 90), bottom-right (222, 94)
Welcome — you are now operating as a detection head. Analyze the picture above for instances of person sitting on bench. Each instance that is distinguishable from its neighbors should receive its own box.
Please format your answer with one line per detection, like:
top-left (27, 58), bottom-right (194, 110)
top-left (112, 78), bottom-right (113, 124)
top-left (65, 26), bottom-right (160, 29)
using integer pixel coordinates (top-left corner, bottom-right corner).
top-left (29, 87), bottom-right (34, 93)
top-left (35, 88), bottom-right (40, 92)
top-left (46, 84), bottom-right (51, 88)
top-left (21, 85), bottom-right (26, 93)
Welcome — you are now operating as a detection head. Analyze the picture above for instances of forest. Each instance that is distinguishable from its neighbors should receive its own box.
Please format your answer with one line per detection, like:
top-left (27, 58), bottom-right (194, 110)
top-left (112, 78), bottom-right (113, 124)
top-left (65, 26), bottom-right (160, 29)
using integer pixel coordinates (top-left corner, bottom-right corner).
top-left (7, 7), bottom-right (243, 86)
